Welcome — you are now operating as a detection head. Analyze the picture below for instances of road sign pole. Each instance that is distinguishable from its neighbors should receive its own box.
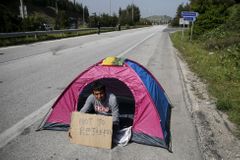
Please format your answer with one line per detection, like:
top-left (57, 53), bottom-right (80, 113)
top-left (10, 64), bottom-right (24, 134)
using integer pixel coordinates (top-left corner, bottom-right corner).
top-left (182, 24), bottom-right (184, 40)
top-left (190, 21), bottom-right (194, 41)
top-left (181, 11), bottom-right (199, 41)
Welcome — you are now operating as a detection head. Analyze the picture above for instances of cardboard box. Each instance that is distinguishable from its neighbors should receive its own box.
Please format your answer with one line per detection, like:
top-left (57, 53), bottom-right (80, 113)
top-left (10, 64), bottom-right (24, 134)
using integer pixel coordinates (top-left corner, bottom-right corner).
top-left (69, 112), bottom-right (113, 149)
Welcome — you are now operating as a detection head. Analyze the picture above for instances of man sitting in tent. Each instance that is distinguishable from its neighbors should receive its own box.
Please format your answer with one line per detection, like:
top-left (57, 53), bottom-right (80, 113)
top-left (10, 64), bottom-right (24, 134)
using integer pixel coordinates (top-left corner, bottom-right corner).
top-left (79, 81), bottom-right (120, 133)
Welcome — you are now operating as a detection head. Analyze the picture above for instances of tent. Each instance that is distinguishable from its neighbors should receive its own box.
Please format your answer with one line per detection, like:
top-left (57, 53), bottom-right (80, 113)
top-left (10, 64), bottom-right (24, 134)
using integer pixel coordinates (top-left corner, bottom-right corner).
top-left (38, 57), bottom-right (172, 151)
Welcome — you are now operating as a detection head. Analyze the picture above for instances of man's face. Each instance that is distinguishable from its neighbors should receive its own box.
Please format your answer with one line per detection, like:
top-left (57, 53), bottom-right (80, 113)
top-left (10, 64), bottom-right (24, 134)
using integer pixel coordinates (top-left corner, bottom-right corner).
top-left (93, 90), bottom-right (105, 101)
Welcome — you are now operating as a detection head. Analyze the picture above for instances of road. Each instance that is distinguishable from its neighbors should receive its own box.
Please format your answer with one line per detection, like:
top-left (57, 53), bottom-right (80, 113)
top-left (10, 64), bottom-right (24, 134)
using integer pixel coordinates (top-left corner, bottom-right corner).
top-left (0, 26), bottom-right (203, 160)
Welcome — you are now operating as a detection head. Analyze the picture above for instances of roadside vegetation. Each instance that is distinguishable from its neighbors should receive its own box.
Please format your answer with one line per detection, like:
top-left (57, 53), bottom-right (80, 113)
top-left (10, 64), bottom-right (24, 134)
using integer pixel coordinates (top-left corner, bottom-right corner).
top-left (0, 0), bottom-right (150, 32)
top-left (171, 0), bottom-right (240, 135)
top-left (0, 0), bottom-right (153, 47)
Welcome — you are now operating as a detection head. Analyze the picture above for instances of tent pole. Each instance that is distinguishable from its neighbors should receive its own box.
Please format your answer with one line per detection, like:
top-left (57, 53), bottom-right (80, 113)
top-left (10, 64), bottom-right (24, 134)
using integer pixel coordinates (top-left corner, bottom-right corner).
top-left (36, 108), bottom-right (53, 131)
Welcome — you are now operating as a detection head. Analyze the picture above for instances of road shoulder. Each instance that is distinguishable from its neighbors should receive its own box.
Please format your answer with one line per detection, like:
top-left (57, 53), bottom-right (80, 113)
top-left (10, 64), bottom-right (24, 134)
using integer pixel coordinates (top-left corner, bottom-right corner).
top-left (174, 48), bottom-right (240, 160)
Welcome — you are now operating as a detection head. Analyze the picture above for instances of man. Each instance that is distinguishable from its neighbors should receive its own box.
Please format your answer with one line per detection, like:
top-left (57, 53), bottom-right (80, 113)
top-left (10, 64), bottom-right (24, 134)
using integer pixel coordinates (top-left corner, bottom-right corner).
top-left (80, 81), bottom-right (119, 131)
top-left (97, 22), bottom-right (101, 34)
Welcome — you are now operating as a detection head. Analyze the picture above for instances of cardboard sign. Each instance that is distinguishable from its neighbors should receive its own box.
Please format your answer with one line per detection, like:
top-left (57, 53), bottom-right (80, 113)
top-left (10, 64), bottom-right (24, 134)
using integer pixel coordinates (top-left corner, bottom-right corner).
top-left (69, 112), bottom-right (113, 149)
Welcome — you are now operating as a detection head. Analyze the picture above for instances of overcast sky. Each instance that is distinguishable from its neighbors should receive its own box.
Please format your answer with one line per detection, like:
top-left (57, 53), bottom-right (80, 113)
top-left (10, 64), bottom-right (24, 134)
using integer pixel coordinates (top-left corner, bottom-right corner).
top-left (76, 0), bottom-right (189, 18)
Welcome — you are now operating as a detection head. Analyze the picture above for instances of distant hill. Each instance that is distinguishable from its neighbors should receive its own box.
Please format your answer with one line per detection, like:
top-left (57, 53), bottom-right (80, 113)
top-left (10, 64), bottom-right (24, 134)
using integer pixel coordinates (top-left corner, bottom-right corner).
top-left (145, 15), bottom-right (172, 24)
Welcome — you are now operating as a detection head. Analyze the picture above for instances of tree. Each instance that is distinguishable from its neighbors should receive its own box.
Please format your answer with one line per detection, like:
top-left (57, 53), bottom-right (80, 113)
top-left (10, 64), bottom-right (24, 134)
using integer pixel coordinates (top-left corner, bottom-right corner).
top-left (0, 6), bottom-right (22, 32)
top-left (111, 13), bottom-right (118, 26)
top-left (189, 0), bottom-right (236, 35)
top-left (171, 3), bottom-right (190, 26)
top-left (75, 3), bottom-right (82, 13)
top-left (88, 13), bottom-right (99, 28)
top-left (119, 4), bottom-right (141, 26)
top-left (118, 7), bottom-right (122, 24)
top-left (55, 10), bottom-right (68, 29)
top-left (84, 6), bottom-right (89, 23)
top-left (0, 0), bottom-right (89, 31)
top-left (190, 0), bottom-right (235, 13)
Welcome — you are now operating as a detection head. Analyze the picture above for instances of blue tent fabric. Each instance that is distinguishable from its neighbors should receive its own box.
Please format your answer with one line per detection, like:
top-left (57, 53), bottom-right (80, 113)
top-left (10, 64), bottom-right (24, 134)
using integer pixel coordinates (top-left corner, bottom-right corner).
top-left (131, 132), bottom-right (167, 148)
top-left (126, 60), bottom-right (171, 143)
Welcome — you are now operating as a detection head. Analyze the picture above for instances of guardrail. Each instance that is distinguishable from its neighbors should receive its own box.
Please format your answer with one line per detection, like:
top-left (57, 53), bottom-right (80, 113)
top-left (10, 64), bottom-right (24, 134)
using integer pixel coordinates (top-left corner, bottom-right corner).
top-left (0, 25), bottom-right (147, 47)
top-left (0, 27), bottom-right (116, 39)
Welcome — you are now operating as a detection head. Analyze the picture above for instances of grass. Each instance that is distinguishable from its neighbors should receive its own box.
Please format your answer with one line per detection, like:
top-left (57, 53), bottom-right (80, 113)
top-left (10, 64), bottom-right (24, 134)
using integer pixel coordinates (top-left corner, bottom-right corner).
top-left (170, 31), bottom-right (240, 136)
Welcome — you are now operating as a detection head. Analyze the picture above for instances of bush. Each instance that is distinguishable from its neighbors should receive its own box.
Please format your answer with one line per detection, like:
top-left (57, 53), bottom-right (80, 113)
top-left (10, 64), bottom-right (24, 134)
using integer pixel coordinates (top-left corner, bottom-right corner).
top-left (199, 4), bottom-right (240, 53)
top-left (193, 5), bottom-right (227, 36)
top-left (204, 34), bottom-right (240, 50)
top-left (0, 5), bottom-right (22, 32)
top-left (225, 4), bottom-right (240, 31)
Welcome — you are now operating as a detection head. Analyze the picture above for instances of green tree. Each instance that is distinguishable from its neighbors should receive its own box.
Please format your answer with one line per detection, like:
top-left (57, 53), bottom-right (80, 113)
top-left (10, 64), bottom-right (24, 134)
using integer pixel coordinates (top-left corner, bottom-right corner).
top-left (55, 10), bottom-right (68, 29)
top-left (190, 0), bottom-right (235, 13)
top-left (189, 0), bottom-right (236, 35)
top-left (171, 3), bottom-right (190, 26)
top-left (75, 3), bottom-right (83, 14)
top-left (88, 13), bottom-right (99, 27)
top-left (119, 4), bottom-right (141, 26)
top-left (111, 13), bottom-right (118, 26)
top-left (0, 5), bottom-right (22, 32)
top-left (84, 6), bottom-right (89, 23)
top-left (118, 7), bottom-right (122, 24)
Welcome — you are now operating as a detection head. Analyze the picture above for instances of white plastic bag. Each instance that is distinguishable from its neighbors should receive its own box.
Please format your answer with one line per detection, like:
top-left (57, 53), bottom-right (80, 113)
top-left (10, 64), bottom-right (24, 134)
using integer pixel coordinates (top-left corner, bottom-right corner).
top-left (113, 126), bottom-right (132, 147)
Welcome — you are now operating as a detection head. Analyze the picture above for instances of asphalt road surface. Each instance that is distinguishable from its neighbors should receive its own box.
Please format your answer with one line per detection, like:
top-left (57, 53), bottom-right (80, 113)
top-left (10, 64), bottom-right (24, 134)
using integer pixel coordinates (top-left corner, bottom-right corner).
top-left (0, 25), bottom-right (203, 160)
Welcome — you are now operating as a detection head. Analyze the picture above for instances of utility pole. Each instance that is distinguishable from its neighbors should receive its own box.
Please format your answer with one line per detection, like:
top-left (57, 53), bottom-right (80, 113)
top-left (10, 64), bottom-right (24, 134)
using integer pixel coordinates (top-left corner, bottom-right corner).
top-left (83, 6), bottom-right (85, 25)
top-left (132, 0), bottom-right (134, 23)
top-left (19, 0), bottom-right (25, 19)
top-left (109, 0), bottom-right (112, 16)
top-left (82, 1), bottom-right (85, 25)
top-left (55, 0), bottom-right (58, 14)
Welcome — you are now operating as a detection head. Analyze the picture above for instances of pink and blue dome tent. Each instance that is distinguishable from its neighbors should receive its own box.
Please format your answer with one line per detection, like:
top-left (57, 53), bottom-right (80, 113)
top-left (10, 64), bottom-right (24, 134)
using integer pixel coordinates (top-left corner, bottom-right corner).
top-left (38, 57), bottom-right (172, 151)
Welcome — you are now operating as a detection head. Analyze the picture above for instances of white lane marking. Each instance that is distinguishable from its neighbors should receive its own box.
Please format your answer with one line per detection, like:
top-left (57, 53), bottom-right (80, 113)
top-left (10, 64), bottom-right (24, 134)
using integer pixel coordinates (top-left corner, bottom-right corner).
top-left (0, 98), bottom-right (57, 149)
top-left (117, 32), bottom-right (156, 58)
top-left (0, 45), bottom-right (25, 50)
top-left (0, 30), bottom-right (157, 149)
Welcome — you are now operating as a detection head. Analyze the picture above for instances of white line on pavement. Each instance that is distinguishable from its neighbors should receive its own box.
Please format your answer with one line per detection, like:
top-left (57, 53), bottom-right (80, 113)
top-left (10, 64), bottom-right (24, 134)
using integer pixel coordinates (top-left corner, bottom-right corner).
top-left (117, 32), bottom-right (156, 58)
top-left (0, 98), bottom-right (57, 149)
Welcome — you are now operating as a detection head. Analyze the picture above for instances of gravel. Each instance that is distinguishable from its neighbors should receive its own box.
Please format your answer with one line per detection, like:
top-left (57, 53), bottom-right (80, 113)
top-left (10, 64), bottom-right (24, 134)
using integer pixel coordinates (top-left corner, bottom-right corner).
top-left (174, 48), bottom-right (240, 160)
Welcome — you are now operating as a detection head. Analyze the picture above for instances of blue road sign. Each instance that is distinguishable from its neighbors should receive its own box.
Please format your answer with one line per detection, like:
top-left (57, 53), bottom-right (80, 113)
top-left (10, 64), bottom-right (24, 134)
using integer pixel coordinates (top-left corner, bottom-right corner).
top-left (181, 11), bottom-right (198, 17)
top-left (183, 17), bottom-right (196, 22)
top-left (181, 11), bottom-right (199, 41)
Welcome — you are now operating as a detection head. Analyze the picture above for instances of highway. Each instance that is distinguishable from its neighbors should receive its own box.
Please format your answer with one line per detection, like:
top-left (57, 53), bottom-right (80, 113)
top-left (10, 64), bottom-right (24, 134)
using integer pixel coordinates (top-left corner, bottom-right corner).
top-left (0, 25), bottom-right (203, 160)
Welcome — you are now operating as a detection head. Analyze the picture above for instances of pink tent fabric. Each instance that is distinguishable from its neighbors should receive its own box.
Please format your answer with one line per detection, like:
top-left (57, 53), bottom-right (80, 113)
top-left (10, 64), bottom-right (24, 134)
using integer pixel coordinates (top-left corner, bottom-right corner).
top-left (47, 64), bottom-right (163, 139)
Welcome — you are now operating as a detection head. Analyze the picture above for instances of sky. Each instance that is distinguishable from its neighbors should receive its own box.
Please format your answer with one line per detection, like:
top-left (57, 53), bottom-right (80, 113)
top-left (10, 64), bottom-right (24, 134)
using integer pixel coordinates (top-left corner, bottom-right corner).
top-left (76, 0), bottom-right (189, 18)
